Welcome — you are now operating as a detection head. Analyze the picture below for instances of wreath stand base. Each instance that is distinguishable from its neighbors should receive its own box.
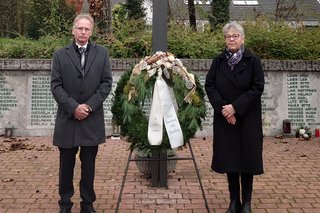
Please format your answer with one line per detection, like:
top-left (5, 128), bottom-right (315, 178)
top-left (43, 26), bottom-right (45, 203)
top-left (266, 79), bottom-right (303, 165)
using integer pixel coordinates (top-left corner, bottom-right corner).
top-left (115, 141), bottom-right (211, 213)
top-left (150, 151), bottom-right (169, 187)
top-left (134, 151), bottom-right (178, 179)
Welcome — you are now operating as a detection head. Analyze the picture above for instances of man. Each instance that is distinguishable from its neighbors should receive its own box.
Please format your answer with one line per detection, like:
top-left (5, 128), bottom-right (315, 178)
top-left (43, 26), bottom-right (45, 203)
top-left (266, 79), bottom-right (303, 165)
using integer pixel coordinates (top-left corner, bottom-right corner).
top-left (51, 13), bottom-right (112, 213)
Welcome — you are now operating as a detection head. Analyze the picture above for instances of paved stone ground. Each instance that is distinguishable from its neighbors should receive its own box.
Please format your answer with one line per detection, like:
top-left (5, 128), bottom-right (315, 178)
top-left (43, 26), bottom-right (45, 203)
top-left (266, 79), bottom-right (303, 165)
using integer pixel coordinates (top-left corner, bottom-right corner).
top-left (0, 135), bottom-right (320, 213)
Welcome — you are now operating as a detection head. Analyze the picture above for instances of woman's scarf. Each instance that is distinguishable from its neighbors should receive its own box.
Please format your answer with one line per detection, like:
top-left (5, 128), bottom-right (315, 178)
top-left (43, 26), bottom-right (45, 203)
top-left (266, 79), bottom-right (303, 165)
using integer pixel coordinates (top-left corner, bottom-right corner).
top-left (225, 44), bottom-right (245, 70)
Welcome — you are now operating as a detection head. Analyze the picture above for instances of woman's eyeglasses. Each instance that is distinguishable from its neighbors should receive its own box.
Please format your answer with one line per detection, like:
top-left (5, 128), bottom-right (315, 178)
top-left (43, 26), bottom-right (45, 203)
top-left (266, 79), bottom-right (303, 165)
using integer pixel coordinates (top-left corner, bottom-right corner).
top-left (224, 34), bottom-right (240, 40)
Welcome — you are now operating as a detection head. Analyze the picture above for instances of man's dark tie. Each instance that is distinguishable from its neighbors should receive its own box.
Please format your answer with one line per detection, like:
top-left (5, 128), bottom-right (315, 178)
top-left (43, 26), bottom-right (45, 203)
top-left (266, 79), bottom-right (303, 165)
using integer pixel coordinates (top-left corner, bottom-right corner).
top-left (79, 47), bottom-right (86, 69)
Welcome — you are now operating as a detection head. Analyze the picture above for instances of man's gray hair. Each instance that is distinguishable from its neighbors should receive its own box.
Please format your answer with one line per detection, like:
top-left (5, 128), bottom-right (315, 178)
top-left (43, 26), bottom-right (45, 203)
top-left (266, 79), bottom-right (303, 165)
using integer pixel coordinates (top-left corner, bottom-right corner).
top-left (73, 13), bottom-right (94, 29)
top-left (222, 21), bottom-right (245, 38)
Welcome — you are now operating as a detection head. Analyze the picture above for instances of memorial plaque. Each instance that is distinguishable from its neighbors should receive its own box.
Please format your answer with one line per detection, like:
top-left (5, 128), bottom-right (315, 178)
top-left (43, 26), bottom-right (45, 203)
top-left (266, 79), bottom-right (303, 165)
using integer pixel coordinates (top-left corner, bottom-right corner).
top-left (261, 71), bottom-right (284, 135)
top-left (27, 72), bottom-right (57, 128)
top-left (1, 59), bottom-right (320, 136)
top-left (26, 72), bottom-right (125, 134)
top-left (286, 73), bottom-right (319, 127)
top-left (0, 74), bottom-right (18, 119)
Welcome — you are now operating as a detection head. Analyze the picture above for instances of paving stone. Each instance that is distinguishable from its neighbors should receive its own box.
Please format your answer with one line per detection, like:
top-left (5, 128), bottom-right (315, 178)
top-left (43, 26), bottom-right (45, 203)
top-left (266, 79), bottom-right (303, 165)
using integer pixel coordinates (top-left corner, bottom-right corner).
top-left (0, 136), bottom-right (319, 212)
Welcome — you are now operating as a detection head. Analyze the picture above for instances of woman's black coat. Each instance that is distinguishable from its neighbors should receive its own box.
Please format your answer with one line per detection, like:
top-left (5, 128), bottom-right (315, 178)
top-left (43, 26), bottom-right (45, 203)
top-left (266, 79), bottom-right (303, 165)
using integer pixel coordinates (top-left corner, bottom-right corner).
top-left (205, 49), bottom-right (265, 175)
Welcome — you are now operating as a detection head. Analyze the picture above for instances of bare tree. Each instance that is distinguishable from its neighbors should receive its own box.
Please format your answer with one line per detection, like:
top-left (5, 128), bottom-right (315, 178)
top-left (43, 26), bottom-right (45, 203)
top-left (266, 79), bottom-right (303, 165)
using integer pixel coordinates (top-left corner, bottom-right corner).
top-left (188, 0), bottom-right (197, 30)
top-left (0, 0), bottom-right (29, 37)
top-left (104, 0), bottom-right (112, 34)
top-left (274, 0), bottom-right (303, 22)
top-left (167, 0), bottom-right (172, 21)
top-left (81, 0), bottom-right (90, 13)
top-left (86, 0), bottom-right (112, 35)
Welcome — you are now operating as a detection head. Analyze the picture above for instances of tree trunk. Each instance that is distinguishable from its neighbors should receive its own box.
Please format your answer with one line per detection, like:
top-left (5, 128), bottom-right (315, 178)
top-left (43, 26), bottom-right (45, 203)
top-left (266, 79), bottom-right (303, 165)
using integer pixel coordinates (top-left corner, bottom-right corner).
top-left (87, 0), bottom-right (111, 35)
top-left (188, 0), bottom-right (197, 31)
top-left (167, 0), bottom-right (172, 22)
top-left (81, 0), bottom-right (90, 13)
top-left (104, 0), bottom-right (112, 34)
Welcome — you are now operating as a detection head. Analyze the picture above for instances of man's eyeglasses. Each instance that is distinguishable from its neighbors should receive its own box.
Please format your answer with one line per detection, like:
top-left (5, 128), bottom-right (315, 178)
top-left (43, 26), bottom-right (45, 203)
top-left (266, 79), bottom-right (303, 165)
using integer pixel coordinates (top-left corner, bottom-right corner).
top-left (224, 34), bottom-right (241, 40)
top-left (75, 27), bottom-right (91, 33)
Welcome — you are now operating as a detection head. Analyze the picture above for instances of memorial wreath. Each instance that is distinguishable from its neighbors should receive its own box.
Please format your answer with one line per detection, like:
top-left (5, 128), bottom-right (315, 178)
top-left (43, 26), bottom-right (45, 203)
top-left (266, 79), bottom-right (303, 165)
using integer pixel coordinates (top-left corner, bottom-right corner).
top-left (111, 51), bottom-right (206, 154)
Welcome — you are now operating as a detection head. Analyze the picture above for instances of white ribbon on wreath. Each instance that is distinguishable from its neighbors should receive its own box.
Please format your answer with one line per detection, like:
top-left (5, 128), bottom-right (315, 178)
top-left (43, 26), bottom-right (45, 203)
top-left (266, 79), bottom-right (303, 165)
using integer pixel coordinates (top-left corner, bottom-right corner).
top-left (148, 74), bottom-right (183, 148)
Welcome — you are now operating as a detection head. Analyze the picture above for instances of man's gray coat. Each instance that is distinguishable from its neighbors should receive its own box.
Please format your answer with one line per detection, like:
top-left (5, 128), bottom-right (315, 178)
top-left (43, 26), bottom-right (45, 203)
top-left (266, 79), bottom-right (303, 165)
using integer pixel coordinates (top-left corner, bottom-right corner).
top-left (51, 42), bottom-right (112, 148)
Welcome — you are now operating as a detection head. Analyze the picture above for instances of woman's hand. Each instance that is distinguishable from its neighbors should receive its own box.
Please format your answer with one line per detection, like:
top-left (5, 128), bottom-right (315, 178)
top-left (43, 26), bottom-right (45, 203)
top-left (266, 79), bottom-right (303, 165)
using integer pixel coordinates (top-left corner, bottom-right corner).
top-left (226, 115), bottom-right (236, 125)
top-left (222, 104), bottom-right (236, 125)
top-left (222, 104), bottom-right (236, 118)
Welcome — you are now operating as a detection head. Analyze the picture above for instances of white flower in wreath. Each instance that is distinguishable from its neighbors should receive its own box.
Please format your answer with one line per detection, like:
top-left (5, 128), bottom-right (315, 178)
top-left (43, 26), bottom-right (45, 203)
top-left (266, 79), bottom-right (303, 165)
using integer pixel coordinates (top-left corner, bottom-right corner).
top-left (299, 129), bottom-right (306, 135)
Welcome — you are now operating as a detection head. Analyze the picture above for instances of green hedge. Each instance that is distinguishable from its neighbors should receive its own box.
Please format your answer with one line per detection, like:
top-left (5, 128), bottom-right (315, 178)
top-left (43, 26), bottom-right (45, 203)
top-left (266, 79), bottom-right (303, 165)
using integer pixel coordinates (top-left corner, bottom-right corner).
top-left (244, 22), bottom-right (320, 60)
top-left (0, 36), bottom-right (70, 59)
top-left (0, 22), bottom-right (319, 60)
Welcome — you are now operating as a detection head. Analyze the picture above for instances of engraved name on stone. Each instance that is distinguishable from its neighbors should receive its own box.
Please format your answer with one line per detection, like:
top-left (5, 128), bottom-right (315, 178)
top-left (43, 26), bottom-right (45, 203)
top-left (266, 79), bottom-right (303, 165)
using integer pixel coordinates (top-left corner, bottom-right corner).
top-left (0, 74), bottom-right (18, 119)
top-left (29, 73), bottom-right (56, 127)
top-left (287, 73), bottom-right (319, 127)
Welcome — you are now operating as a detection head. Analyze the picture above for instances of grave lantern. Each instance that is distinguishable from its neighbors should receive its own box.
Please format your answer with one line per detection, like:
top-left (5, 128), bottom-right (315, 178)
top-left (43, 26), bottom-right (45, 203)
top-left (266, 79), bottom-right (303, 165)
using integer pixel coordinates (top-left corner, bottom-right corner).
top-left (112, 119), bottom-right (120, 138)
top-left (4, 122), bottom-right (14, 138)
top-left (283, 119), bottom-right (291, 134)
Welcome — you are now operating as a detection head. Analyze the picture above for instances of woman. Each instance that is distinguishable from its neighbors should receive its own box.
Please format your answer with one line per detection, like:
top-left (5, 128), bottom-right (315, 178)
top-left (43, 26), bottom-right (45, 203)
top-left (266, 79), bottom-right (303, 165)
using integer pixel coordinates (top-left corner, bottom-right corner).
top-left (205, 21), bottom-right (264, 213)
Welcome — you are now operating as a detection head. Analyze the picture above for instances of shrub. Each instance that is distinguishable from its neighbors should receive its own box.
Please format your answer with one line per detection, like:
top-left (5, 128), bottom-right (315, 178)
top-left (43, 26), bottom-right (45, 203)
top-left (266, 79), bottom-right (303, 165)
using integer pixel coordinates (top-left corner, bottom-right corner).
top-left (244, 21), bottom-right (320, 60)
top-left (27, 0), bottom-right (75, 39)
top-left (0, 20), bottom-right (319, 60)
top-left (0, 36), bottom-right (69, 58)
top-left (168, 23), bottom-right (224, 59)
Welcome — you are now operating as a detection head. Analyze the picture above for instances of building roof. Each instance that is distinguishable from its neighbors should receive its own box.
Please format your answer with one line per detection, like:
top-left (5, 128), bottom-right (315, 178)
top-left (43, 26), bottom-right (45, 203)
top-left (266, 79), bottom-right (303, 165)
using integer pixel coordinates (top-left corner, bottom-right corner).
top-left (229, 0), bottom-right (320, 26)
top-left (110, 0), bottom-right (319, 26)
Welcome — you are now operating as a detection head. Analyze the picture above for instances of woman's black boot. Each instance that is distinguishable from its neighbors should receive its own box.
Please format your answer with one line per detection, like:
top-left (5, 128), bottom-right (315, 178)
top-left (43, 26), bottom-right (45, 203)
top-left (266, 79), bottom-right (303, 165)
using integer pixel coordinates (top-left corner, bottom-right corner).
top-left (226, 200), bottom-right (241, 213)
top-left (241, 174), bottom-right (253, 213)
top-left (241, 201), bottom-right (252, 213)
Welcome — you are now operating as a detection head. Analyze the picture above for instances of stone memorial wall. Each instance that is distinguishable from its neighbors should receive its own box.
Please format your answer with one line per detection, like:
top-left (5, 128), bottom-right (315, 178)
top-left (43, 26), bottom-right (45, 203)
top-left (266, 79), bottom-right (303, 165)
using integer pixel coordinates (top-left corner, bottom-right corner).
top-left (0, 59), bottom-right (319, 137)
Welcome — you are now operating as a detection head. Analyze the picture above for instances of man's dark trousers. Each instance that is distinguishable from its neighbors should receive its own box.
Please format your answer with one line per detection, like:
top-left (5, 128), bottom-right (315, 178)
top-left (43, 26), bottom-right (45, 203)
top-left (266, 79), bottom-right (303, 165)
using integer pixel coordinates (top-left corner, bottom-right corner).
top-left (58, 146), bottom-right (98, 211)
